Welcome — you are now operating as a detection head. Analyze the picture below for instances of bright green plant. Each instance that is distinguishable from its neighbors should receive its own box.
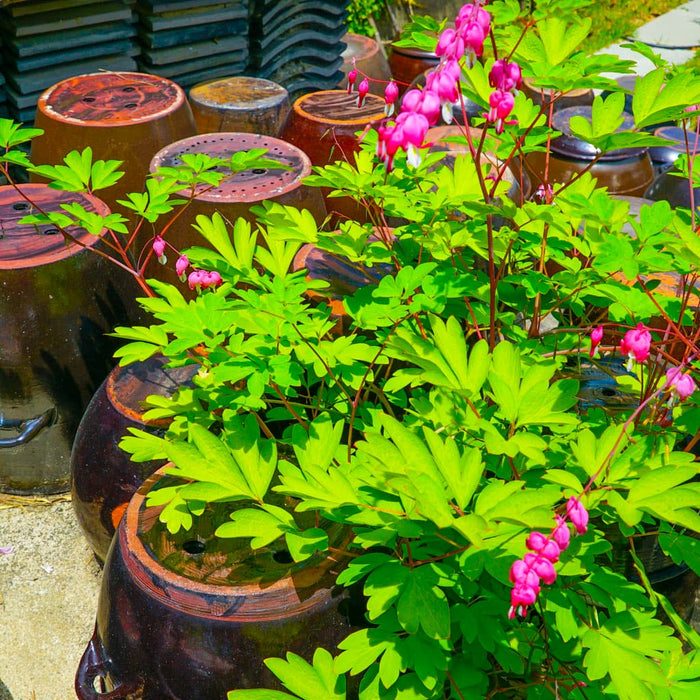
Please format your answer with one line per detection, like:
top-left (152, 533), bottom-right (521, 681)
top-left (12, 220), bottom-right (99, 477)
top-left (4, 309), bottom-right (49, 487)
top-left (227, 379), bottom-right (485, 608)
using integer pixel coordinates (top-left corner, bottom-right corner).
top-left (2, 1), bottom-right (700, 697)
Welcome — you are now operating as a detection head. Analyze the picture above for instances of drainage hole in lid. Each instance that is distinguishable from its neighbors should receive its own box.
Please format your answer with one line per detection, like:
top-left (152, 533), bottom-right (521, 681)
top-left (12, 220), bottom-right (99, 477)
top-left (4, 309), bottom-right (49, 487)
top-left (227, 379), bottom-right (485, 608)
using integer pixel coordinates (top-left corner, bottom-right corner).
top-left (273, 549), bottom-right (293, 564)
top-left (252, 168), bottom-right (266, 175)
top-left (122, 86), bottom-right (136, 92)
top-left (182, 539), bottom-right (206, 554)
top-left (124, 103), bottom-right (137, 109)
top-left (82, 97), bottom-right (96, 103)
top-left (12, 201), bottom-right (30, 211)
top-left (601, 387), bottom-right (618, 398)
top-left (43, 228), bottom-right (60, 235)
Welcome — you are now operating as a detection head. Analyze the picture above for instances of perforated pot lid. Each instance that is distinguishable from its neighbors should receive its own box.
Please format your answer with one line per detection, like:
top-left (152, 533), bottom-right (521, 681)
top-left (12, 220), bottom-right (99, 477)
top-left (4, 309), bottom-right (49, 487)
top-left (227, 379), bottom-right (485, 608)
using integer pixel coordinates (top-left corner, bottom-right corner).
top-left (0, 184), bottom-right (110, 270)
top-left (37, 71), bottom-right (185, 127)
top-left (149, 132), bottom-right (312, 203)
top-left (551, 106), bottom-right (648, 161)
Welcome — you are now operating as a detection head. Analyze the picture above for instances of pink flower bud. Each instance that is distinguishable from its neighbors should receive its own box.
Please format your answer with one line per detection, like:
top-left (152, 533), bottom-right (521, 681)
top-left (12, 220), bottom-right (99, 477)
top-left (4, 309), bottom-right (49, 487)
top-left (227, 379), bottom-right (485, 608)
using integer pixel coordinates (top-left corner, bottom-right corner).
top-left (665, 367), bottom-right (696, 402)
top-left (152, 235), bottom-right (166, 263)
top-left (347, 67), bottom-right (358, 93)
top-left (203, 270), bottom-right (222, 288)
top-left (620, 323), bottom-right (651, 366)
top-left (176, 254), bottom-right (189, 280)
top-left (552, 515), bottom-right (571, 551)
top-left (524, 553), bottom-right (557, 585)
top-left (589, 325), bottom-right (604, 358)
top-left (188, 269), bottom-right (205, 290)
top-left (357, 78), bottom-right (370, 107)
top-left (384, 81), bottom-right (399, 117)
top-left (526, 531), bottom-right (561, 562)
top-left (489, 59), bottom-right (522, 94)
top-left (566, 497), bottom-right (589, 535)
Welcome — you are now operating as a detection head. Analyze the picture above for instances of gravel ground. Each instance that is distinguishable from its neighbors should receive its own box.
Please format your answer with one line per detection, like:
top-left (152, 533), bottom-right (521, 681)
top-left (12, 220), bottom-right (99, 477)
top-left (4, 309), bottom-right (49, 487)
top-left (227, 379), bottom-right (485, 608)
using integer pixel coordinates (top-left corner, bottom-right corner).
top-left (0, 498), bottom-right (101, 700)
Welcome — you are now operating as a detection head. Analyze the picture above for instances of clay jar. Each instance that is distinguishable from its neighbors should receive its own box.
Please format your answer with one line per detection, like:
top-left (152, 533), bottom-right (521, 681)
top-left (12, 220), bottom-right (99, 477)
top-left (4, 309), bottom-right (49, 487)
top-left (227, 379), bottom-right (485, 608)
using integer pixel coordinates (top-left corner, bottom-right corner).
top-left (30, 72), bottom-right (197, 223)
top-left (188, 76), bottom-right (291, 136)
top-left (524, 107), bottom-right (655, 197)
top-left (0, 184), bottom-right (141, 494)
top-left (146, 132), bottom-right (326, 286)
top-left (389, 42), bottom-right (440, 96)
top-left (278, 89), bottom-right (386, 221)
top-left (71, 355), bottom-right (198, 561)
top-left (339, 33), bottom-right (392, 96)
top-left (522, 78), bottom-right (595, 114)
top-left (293, 228), bottom-right (395, 334)
top-left (75, 468), bottom-right (359, 699)
top-left (647, 125), bottom-right (693, 176)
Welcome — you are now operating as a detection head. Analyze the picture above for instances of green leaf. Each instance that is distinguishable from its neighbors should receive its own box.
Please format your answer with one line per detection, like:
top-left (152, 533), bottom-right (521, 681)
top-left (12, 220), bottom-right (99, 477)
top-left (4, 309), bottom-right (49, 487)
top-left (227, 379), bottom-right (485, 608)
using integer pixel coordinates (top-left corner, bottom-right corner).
top-left (285, 528), bottom-right (328, 562)
top-left (264, 649), bottom-right (346, 700)
top-left (396, 567), bottom-right (450, 640)
top-left (215, 507), bottom-right (289, 549)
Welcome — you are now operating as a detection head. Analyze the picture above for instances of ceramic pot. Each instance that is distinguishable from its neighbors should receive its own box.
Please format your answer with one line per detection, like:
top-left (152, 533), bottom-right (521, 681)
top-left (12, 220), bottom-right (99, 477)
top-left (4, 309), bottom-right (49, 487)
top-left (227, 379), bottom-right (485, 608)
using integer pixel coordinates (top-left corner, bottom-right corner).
top-left (188, 76), bottom-right (291, 136)
top-left (31, 72), bottom-right (197, 223)
top-left (0, 184), bottom-right (141, 494)
top-left (524, 107), bottom-right (655, 197)
top-left (71, 355), bottom-right (198, 561)
top-left (388, 43), bottom-right (440, 95)
top-left (75, 469), bottom-right (359, 699)
top-left (647, 125), bottom-right (694, 176)
top-left (292, 229), bottom-right (395, 334)
top-left (338, 33), bottom-right (392, 96)
top-left (522, 78), bottom-right (594, 113)
top-left (278, 89), bottom-right (386, 222)
top-left (645, 165), bottom-right (700, 210)
top-left (146, 131), bottom-right (326, 286)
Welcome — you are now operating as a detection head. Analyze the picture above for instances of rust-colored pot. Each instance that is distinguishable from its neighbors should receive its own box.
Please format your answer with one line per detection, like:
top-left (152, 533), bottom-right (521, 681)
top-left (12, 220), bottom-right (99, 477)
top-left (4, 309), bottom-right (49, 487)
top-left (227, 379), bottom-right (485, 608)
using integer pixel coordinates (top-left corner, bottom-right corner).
top-left (0, 185), bottom-right (141, 494)
top-left (75, 468), bottom-right (359, 699)
top-left (146, 131), bottom-right (326, 285)
top-left (338, 33), bottom-right (392, 96)
top-left (71, 355), bottom-right (198, 561)
top-left (524, 107), bottom-right (655, 197)
top-left (188, 76), bottom-right (291, 136)
top-left (389, 43), bottom-right (440, 95)
top-left (31, 72), bottom-right (197, 223)
top-left (279, 90), bottom-right (386, 221)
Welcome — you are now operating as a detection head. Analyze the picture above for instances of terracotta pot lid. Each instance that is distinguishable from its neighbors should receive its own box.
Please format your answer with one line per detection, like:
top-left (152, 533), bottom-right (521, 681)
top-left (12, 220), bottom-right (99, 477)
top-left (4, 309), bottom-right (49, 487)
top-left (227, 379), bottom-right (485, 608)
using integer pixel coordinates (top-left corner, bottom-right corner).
top-left (0, 184), bottom-right (110, 270)
top-left (149, 132), bottom-right (312, 202)
top-left (188, 76), bottom-right (289, 113)
top-left (37, 71), bottom-right (186, 127)
top-left (551, 106), bottom-right (647, 161)
top-left (292, 89), bottom-right (385, 125)
top-left (107, 355), bottom-right (199, 426)
top-left (122, 468), bottom-right (350, 619)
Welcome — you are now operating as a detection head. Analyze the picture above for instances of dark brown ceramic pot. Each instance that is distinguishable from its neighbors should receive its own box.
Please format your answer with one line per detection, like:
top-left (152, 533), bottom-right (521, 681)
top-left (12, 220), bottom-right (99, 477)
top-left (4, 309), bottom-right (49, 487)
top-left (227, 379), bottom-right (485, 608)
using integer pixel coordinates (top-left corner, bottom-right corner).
top-left (31, 72), bottom-right (197, 222)
top-left (645, 161), bottom-right (700, 210)
top-left (71, 355), bottom-right (198, 562)
top-left (522, 78), bottom-right (594, 113)
top-left (292, 229), bottom-right (395, 334)
top-left (389, 43), bottom-right (440, 95)
top-left (279, 90), bottom-right (386, 222)
top-left (0, 185), bottom-right (141, 494)
top-left (338, 33), bottom-right (392, 96)
top-left (647, 126), bottom-right (693, 176)
top-left (188, 76), bottom-right (291, 136)
top-left (146, 132), bottom-right (326, 285)
top-left (524, 107), bottom-right (655, 197)
top-left (75, 468), bottom-right (358, 699)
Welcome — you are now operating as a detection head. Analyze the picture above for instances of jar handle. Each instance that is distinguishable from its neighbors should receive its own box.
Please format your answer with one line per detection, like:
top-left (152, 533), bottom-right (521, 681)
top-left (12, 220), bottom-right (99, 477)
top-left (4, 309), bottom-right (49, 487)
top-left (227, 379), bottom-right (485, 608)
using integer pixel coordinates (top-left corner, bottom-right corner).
top-left (0, 408), bottom-right (56, 448)
top-left (75, 629), bottom-right (142, 700)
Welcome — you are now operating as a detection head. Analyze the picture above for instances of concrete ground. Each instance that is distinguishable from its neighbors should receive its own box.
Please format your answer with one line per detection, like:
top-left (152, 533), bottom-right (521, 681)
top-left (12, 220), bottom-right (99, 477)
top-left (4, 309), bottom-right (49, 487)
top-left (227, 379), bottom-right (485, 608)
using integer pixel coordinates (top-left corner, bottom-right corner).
top-left (3, 3), bottom-right (700, 700)
top-left (0, 497), bottom-right (101, 700)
